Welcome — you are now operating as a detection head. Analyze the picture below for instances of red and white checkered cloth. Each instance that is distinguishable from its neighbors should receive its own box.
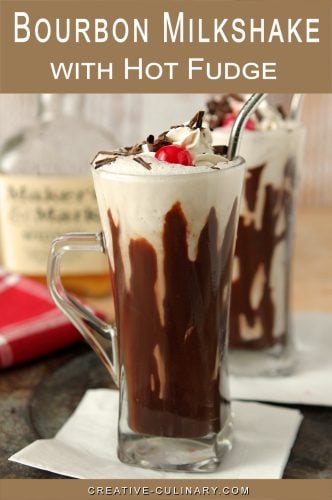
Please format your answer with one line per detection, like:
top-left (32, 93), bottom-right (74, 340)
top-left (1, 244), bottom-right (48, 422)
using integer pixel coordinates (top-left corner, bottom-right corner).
top-left (0, 270), bottom-right (84, 369)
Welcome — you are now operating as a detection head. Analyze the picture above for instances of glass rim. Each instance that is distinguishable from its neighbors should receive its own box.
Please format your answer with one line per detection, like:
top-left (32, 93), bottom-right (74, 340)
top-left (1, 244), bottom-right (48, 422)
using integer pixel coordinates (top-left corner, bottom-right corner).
top-left (91, 155), bottom-right (245, 180)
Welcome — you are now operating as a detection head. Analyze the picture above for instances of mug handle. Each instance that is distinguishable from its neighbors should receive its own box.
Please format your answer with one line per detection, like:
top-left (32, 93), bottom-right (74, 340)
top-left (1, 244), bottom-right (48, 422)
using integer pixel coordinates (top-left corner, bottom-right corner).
top-left (47, 232), bottom-right (119, 387)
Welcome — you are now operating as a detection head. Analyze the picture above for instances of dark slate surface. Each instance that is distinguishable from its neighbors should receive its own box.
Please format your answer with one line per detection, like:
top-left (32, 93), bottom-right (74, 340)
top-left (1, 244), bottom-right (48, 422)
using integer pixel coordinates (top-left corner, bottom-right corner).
top-left (0, 346), bottom-right (331, 479)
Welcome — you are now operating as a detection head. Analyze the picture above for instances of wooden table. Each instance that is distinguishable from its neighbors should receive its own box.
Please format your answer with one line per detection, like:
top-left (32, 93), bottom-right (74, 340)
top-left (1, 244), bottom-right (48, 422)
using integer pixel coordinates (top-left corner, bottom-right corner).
top-left (292, 207), bottom-right (332, 312)
top-left (1, 207), bottom-right (331, 479)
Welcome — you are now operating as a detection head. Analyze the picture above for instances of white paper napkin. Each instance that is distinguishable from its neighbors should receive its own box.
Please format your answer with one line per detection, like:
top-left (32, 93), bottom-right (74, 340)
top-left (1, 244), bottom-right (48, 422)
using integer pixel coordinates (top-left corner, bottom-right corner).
top-left (10, 389), bottom-right (302, 479)
top-left (230, 312), bottom-right (332, 406)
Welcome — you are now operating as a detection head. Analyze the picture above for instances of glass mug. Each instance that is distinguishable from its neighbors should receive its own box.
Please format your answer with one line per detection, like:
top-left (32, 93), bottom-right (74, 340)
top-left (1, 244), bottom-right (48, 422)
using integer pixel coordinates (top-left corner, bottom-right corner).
top-left (48, 157), bottom-right (245, 472)
top-left (214, 123), bottom-right (305, 376)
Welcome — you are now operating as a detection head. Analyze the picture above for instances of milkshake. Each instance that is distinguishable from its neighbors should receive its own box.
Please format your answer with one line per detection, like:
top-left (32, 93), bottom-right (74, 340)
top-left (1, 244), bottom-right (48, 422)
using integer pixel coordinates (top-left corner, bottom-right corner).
top-left (207, 95), bottom-right (305, 376)
top-left (91, 112), bottom-right (245, 470)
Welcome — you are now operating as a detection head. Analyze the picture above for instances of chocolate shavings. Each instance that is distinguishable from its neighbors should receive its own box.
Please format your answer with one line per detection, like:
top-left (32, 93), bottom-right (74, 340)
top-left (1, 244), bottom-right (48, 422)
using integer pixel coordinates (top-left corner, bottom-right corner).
top-left (277, 104), bottom-right (287, 120)
top-left (213, 145), bottom-right (228, 156)
top-left (188, 110), bottom-right (205, 129)
top-left (134, 156), bottom-right (152, 170)
top-left (205, 95), bottom-right (234, 128)
top-left (255, 109), bottom-right (263, 122)
top-left (125, 143), bottom-right (144, 155)
top-left (93, 157), bottom-right (117, 169)
top-left (145, 132), bottom-right (171, 152)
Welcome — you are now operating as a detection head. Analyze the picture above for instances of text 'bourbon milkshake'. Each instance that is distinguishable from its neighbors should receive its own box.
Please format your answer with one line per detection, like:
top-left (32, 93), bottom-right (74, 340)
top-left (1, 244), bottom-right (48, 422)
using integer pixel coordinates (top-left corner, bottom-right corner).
top-left (92, 112), bottom-right (245, 470)
top-left (207, 95), bottom-right (305, 376)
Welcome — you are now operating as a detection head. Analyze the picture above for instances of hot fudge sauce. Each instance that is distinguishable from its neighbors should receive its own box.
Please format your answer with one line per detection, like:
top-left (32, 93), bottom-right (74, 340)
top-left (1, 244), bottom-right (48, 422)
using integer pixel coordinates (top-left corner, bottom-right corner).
top-left (108, 200), bottom-right (238, 438)
top-left (230, 158), bottom-right (296, 349)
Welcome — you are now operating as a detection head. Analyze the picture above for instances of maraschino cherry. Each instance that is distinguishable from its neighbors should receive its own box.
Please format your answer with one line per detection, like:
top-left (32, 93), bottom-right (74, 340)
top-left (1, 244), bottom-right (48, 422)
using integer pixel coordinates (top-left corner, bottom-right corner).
top-left (155, 145), bottom-right (193, 166)
top-left (223, 113), bottom-right (256, 131)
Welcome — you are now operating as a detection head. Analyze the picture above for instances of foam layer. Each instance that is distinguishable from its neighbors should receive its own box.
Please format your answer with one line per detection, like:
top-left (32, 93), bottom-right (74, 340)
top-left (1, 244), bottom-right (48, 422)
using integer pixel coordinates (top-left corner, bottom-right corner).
top-left (95, 152), bottom-right (228, 176)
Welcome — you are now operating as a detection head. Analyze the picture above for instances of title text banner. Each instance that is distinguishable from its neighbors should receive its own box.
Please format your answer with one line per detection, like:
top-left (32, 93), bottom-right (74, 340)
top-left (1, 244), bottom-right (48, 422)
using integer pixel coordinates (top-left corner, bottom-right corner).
top-left (0, 0), bottom-right (331, 92)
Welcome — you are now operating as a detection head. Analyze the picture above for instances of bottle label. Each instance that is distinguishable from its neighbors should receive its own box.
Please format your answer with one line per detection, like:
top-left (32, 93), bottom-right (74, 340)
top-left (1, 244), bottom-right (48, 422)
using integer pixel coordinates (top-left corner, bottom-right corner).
top-left (0, 174), bottom-right (108, 275)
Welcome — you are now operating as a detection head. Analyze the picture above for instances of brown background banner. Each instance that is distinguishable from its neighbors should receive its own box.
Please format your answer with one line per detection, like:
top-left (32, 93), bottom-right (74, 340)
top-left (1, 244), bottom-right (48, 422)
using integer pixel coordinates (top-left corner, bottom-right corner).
top-left (0, 0), bottom-right (331, 92)
top-left (1, 479), bottom-right (332, 500)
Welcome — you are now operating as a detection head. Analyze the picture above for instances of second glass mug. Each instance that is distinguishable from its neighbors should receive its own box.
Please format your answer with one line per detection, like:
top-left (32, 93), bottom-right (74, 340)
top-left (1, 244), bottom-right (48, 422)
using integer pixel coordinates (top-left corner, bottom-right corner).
top-left (226, 123), bottom-right (305, 376)
top-left (48, 156), bottom-right (245, 472)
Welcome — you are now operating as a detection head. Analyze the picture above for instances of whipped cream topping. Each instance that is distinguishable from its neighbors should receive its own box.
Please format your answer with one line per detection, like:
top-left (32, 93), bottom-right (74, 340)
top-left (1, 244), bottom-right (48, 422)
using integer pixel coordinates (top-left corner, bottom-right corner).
top-left (166, 125), bottom-right (212, 155)
top-left (250, 97), bottom-right (286, 131)
top-left (92, 111), bottom-right (228, 173)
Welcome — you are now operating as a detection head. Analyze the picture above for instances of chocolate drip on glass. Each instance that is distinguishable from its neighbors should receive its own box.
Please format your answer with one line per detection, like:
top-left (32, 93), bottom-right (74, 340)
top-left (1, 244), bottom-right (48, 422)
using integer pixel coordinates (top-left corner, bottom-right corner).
top-left (230, 159), bottom-right (297, 349)
top-left (108, 200), bottom-right (238, 438)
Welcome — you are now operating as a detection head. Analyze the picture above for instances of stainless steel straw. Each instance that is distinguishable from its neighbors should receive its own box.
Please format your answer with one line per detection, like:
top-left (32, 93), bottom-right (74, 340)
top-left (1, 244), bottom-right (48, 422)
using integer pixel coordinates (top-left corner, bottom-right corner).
top-left (227, 93), bottom-right (267, 161)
